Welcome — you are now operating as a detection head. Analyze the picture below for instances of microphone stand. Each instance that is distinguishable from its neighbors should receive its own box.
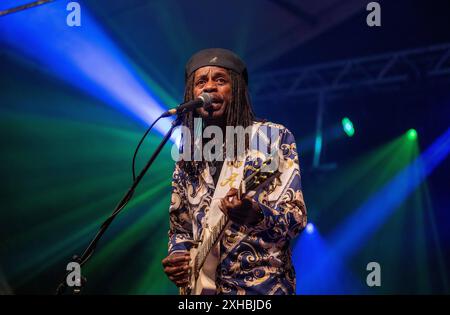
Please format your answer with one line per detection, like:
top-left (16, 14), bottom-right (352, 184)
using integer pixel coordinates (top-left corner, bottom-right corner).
top-left (55, 114), bottom-right (183, 295)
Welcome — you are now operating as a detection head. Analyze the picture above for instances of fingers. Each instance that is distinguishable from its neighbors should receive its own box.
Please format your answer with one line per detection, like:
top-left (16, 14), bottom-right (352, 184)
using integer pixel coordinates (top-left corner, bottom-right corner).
top-left (225, 188), bottom-right (238, 197)
top-left (221, 196), bottom-right (232, 212)
top-left (168, 269), bottom-right (189, 282)
top-left (170, 273), bottom-right (190, 286)
top-left (174, 277), bottom-right (190, 287)
top-left (221, 189), bottom-right (257, 225)
top-left (224, 192), bottom-right (241, 207)
top-left (162, 252), bottom-right (191, 287)
top-left (241, 197), bottom-right (254, 210)
top-left (230, 196), bottom-right (241, 208)
top-left (164, 264), bottom-right (189, 277)
top-left (162, 252), bottom-right (190, 268)
top-left (171, 267), bottom-right (189, 278)
top-left (227, 199), bottom-right (261, 225)
top-left (221, 195), bottom-right (242, 217)
top-left (167, 264), bottom-right (190, 281)
top-left (219, 199), bottom-right (228, 216)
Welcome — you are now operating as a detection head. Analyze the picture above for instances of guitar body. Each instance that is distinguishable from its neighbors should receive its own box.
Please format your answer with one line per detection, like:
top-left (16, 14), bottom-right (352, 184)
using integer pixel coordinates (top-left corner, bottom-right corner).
top-left (183, 243), bottom-right (218, 295)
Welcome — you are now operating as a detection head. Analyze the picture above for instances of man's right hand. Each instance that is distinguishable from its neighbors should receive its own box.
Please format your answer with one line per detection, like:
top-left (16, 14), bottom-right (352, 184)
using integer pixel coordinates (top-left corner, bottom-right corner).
top-left (162, 252), bottom-right (191, 287)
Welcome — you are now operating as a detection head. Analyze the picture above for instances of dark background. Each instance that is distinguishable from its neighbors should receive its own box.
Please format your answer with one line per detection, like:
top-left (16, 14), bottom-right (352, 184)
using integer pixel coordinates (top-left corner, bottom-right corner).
top-left (0, 0), bottom-right (449, 294)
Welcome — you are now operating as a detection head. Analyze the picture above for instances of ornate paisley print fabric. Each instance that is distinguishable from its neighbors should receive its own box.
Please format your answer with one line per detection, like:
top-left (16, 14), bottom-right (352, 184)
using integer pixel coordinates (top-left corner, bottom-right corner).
top-left (167, 121), bottom-right (307, 295)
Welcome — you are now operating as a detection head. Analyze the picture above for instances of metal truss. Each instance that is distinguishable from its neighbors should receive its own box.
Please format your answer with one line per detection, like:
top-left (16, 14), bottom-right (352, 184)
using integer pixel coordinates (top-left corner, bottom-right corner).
top-left (0, 0), bottom-right (54, 17)
top-left (251, 43), bottom-right (450, 169)
top-left (252, 43), bottom-right (450, 101)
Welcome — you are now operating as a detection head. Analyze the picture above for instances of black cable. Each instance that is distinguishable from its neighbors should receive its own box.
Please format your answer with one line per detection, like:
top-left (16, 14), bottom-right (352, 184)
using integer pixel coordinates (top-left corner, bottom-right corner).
top-left (65, 115), bottom-right (162, 268)
top-left (78, 192), bottom-right (132, 266)
top-left (132, 115), bottom-right (163, 182)
top-left (56, 113), bottom-right (180, 294)
top-left (81, 113), bottom-right (164, 266)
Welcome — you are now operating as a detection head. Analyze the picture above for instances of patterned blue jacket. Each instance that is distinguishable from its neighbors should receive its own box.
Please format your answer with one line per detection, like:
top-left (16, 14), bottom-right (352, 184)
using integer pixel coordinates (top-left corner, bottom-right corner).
top-left (167, 121), bottom-right (307, 295)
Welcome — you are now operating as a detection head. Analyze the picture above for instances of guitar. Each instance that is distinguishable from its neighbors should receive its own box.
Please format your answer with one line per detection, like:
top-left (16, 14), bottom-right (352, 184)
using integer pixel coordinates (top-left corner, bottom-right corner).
top-left (180, 160), bottom-right (280, 295)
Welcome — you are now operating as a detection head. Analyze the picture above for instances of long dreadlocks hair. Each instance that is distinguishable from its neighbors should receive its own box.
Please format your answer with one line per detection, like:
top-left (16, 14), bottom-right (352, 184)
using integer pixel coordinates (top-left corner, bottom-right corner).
top-left (178, 69), bottom-right (256, 177)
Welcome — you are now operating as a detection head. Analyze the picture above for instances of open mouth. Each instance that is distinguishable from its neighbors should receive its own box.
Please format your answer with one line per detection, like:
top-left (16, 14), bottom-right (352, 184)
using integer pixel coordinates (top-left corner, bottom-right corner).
top-left (208, 96), bottom-right (223, 110)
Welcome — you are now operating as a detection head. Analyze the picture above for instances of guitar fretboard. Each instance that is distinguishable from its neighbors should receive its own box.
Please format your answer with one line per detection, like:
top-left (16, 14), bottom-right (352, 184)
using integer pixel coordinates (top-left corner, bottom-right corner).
top-left (195, 214), bottom-right (228, 273)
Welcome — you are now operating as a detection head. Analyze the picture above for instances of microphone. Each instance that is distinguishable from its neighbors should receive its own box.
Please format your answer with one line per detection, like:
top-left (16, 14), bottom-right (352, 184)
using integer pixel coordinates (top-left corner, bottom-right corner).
top-left (161, 93), bottom-right (212, 117)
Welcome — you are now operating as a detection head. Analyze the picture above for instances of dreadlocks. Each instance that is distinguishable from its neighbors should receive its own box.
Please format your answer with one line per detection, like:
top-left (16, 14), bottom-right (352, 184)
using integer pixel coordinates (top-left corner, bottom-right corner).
top-left (178, 69), bottom-right (255, 177)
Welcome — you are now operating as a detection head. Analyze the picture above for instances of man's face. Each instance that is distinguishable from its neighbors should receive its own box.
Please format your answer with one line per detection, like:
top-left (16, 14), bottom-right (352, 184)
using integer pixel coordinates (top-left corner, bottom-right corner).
top-left (193, 66), bottom-right (232, 121)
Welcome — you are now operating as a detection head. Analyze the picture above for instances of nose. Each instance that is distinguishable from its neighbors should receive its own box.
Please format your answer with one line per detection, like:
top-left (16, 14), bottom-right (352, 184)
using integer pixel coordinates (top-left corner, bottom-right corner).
top-left (202, 79), bottom-right (218, 94)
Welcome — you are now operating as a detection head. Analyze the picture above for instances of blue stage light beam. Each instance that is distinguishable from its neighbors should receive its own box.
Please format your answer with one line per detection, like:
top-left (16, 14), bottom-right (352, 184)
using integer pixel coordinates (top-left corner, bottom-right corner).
top-left (329, 126), bottom-right (450, 261)
top-left (0, 0), bottom-right (175, 136)
top-left (293, 126), bottom-right (450, 294)
top-left (293, 227), bottom-right (363, 294)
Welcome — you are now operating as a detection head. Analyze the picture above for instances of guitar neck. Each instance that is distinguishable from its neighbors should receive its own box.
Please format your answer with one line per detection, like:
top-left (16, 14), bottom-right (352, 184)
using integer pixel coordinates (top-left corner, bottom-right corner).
top-left (195, 213), bottom-right (229, 273)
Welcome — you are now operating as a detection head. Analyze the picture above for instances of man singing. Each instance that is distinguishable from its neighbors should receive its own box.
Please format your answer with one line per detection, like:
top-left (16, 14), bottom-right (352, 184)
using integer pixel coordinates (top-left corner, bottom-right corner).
top-left (162, 48), bottom-right (307, 295)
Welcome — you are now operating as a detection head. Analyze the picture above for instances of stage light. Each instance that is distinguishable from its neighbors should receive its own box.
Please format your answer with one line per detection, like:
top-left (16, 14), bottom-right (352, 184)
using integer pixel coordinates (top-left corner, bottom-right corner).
top-left (306, 222), bottom-right (315, 234)
top-left (342, 117), bottom-right (355, 137)
top-left (407, 129), bottom-right (418, 141)
top-left (328, 126), bottom-right (450, 262)
top-left (0, 1), bottom-right (175, 137)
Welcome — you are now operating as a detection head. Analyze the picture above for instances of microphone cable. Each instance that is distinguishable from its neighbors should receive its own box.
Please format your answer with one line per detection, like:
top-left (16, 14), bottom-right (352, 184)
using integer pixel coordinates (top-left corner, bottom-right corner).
top-left (131, 114), bottom-right (164, 182)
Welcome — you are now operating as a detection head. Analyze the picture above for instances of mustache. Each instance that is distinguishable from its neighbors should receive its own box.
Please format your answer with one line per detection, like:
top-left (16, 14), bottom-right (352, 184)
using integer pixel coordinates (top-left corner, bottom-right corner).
top-left (203, 93), bottom-right (223, 103)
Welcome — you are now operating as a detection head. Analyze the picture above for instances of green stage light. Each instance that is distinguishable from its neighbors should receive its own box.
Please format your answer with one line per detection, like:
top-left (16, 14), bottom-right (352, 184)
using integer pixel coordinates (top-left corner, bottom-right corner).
top-left (342, 117), bottom-right (355, 137)
top-left (407, 129), bottom-right (418, 141)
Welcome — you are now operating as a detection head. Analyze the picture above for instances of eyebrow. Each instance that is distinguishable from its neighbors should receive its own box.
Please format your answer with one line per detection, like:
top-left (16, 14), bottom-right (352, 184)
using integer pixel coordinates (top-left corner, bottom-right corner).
top-left (195, 71), bottom-right (229, 80)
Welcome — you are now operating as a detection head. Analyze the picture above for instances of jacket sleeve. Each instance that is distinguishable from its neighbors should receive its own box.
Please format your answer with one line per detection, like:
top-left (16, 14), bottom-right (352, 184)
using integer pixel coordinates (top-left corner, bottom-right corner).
top-left (253, 127), bottom-right (307, 240)
top-left (167, 163), bottom-right (195, 255)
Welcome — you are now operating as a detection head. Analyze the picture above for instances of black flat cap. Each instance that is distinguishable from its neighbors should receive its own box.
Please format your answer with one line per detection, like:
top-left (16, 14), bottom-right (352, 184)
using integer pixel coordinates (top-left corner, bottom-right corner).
top-left (185, 48), bottom-right (248, 84)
